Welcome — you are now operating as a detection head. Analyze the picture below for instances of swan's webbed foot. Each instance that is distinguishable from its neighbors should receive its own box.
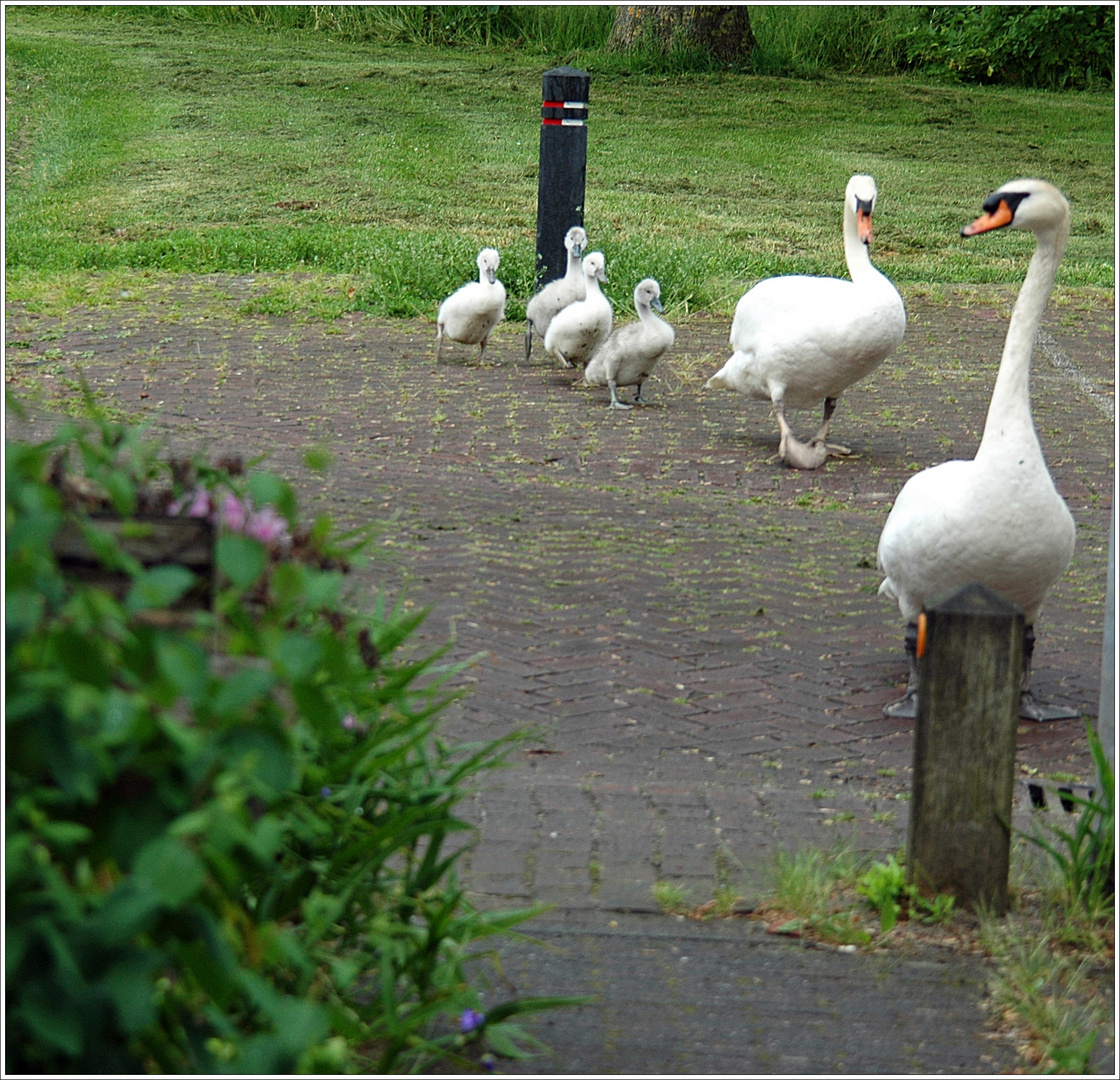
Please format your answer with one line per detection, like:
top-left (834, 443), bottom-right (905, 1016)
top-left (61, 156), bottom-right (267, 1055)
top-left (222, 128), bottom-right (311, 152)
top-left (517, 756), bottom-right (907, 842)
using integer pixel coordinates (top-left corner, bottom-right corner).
top-left (1018, 691), bottom-right (1081, 722)
top-left (883, 688), bottom-right (918, 719)
top-left (882, 689), bottom-right (1078, 721)
top-left (883, 621), bottom-right (1081, 722)
top-left (780, 435), bottom-right (831, 470)
top-left (775, 399), bottom-right (830, 469)
top-left (555, 350), bottom-right (575, 369)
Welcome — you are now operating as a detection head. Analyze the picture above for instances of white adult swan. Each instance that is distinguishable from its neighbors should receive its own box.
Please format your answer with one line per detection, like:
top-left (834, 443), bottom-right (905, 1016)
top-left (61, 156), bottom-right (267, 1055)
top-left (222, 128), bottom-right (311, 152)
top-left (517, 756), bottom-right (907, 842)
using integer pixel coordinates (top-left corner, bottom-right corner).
top-left (436, 247), bottom-right (506, 362)
top-left (706, 174), bottom-right (906, 469)
top-left (876, 179), bottom-right (1078, 721)
top-left (525, 226), bottom-right (587, 361)
top-left (544, 251), bottom-right (612, 370)
top-left (583, 278), bottom-right (674, 409)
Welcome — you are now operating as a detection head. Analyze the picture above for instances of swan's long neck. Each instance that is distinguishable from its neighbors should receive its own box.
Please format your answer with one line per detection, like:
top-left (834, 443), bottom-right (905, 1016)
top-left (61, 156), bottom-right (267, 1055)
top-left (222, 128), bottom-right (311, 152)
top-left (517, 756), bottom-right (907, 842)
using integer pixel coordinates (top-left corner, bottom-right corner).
top-left (565, 249), bottom-right (582, 281)
top-left (843, 207), bottom-right (876, 284)
top-left (976, 222), bottom-right (1068, 462)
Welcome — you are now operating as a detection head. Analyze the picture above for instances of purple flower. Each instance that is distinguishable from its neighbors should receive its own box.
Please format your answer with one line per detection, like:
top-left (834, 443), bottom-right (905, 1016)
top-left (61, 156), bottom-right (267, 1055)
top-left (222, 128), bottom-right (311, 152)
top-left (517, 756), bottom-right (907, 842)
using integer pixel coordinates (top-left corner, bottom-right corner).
top-left (341, 714), bottom-right (357, 730)
top-left (169, 487), bottom-right (212, 519)
top-left (246, 505), bottom-right (291, 545)
top-left (320, 786), bottom-right (332, 798)
top-left (480, 1053), bottom-right (496, 1071)
top-left (218, 492), bottom-right (249, 533)
top-left (168, 484), bottom-right (291, 546)
top-left (459, 1008), bottom-right (484, 1034)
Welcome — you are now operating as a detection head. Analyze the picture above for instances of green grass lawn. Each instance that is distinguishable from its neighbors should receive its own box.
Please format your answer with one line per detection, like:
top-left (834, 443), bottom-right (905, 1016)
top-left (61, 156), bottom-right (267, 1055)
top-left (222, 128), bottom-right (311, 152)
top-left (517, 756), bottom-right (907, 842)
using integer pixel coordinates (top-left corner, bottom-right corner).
top-left (4, 6), bottom-right (1114, 320)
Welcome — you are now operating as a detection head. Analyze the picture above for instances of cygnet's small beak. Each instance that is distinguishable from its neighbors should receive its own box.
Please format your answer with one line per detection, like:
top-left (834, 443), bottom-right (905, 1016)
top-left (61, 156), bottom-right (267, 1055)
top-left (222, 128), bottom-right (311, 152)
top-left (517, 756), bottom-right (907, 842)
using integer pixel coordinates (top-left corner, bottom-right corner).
top-left (651, 297), bottom-right (664, 313)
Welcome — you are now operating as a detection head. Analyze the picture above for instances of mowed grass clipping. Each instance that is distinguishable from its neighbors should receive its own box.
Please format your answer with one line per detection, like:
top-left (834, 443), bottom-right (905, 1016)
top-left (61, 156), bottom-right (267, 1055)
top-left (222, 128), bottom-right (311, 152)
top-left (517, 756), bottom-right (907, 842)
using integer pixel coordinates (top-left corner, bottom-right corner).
top-left (4, 7), bottom-right (1114, 321)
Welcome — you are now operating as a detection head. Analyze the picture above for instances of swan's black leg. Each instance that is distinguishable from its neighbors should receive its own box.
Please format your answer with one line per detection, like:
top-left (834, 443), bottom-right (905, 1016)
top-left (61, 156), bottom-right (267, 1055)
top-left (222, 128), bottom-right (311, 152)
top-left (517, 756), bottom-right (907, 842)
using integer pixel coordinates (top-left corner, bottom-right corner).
top-left (773, 398), bottom-right (829, 469)
top-left (1019, 625), bottom-right (1081, 721)
top-left (882, 621), bottom-right (919, 718)
top-left (813, 396), bottom-right (851, 455)
top-left (813, 397), bottom-right (838, 442)
top-left (883, 622), bottom-right (1080, 721)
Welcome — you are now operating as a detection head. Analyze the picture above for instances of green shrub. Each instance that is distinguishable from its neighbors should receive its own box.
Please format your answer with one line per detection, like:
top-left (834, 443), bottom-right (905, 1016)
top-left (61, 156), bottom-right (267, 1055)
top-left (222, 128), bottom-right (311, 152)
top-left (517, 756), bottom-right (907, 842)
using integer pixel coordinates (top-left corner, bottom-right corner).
top-left (5, 407), bottom-right (571, 1073)
top-left (902, 5), bottom-right (1115, 90)
top-left (95, 4), bottom-right (1114, 86)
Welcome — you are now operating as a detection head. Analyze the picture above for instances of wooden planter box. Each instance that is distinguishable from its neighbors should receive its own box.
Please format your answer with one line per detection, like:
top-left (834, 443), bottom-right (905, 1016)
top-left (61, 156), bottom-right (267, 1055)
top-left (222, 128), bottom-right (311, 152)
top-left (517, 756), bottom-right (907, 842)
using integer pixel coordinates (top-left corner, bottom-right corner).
top-left (51, 515), bottom-right (215, 611)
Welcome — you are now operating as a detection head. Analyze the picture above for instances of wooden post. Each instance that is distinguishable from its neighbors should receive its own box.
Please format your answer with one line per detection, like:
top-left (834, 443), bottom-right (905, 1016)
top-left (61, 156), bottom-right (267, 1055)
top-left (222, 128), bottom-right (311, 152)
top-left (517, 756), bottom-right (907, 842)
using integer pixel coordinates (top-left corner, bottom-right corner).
top-left (535, 67), bottom-right (589, 289)
top-left (907, 582), bottom-right (1024, 914)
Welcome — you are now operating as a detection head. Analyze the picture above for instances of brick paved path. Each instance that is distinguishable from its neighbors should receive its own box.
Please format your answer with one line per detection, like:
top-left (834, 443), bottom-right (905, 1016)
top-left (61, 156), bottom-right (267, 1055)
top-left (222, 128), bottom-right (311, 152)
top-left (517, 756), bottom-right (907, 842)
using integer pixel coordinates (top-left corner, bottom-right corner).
top-left (6, 278), bottom-right (1113, 1072)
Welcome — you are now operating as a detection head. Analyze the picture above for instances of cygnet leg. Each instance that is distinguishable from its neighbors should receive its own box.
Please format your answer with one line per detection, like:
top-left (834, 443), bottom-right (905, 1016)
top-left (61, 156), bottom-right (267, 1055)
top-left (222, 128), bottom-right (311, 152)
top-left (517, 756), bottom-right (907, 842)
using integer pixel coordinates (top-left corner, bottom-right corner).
top-left (608, 379), bottom-right (633, 410)
top-left (633, 378), bottom-right (648, 406)
top-left (525, 321), bottom-right (534, 362)
top-left (435, 324), bottom-right (444, 363)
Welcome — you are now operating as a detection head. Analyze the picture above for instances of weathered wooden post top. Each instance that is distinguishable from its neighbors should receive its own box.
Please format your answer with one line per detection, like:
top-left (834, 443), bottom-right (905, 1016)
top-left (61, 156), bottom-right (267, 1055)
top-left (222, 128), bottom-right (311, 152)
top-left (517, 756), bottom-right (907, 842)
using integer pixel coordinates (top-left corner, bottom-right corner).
top-left (535, 66), bottom-right (589, 289)
top-left (908, 582), bottom-right (1025, 915)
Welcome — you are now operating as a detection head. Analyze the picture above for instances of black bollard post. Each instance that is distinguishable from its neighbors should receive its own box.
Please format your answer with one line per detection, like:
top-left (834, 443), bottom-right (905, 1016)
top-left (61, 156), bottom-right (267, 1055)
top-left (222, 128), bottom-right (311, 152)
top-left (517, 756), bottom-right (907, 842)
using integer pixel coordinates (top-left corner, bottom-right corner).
top-left (535, 66), bottom-right (589, 290)
top-left (907, 582), bottom-right (1024, 914)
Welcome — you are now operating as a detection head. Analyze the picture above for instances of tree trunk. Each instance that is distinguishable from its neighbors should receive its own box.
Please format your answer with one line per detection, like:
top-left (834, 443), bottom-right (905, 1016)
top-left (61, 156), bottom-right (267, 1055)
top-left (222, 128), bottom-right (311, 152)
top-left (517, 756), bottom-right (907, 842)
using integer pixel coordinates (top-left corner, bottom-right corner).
top-left (608, 5), bottom-right (755, 65)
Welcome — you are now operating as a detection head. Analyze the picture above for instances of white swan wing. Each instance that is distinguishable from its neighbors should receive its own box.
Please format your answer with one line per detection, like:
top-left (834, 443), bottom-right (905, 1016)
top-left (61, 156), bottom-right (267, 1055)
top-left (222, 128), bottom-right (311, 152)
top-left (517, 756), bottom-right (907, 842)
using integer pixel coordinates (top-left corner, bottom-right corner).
top-left (727, 275), bottom-right (904, 406)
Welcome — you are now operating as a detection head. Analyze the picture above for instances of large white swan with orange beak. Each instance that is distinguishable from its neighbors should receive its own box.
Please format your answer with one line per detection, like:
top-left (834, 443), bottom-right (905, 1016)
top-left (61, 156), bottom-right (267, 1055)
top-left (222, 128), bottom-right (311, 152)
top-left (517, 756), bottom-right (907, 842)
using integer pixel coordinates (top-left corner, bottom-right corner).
top-left (876, 179), bottom-right (1077, 720)
top-left (707, 174), bottom-right (906, 468)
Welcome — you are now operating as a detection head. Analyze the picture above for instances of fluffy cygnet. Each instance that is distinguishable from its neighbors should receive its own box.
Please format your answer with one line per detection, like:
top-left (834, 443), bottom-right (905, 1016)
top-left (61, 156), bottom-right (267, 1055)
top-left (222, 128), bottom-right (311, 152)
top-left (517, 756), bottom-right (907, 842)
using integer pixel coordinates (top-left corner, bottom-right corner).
top-left (436, 247), bottom-right (506, 362)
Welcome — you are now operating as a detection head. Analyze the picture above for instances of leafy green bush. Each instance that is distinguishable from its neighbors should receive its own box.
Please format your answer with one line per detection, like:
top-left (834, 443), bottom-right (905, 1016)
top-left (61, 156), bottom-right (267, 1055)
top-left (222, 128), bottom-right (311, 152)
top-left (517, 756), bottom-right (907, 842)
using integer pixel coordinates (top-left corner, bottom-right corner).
top-left (902, 5), bottom-right (1114, 90)
top-left (98, 4), bottom-right (1114, 87)
top-left (5, 408), bottom-right (570, 1073)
